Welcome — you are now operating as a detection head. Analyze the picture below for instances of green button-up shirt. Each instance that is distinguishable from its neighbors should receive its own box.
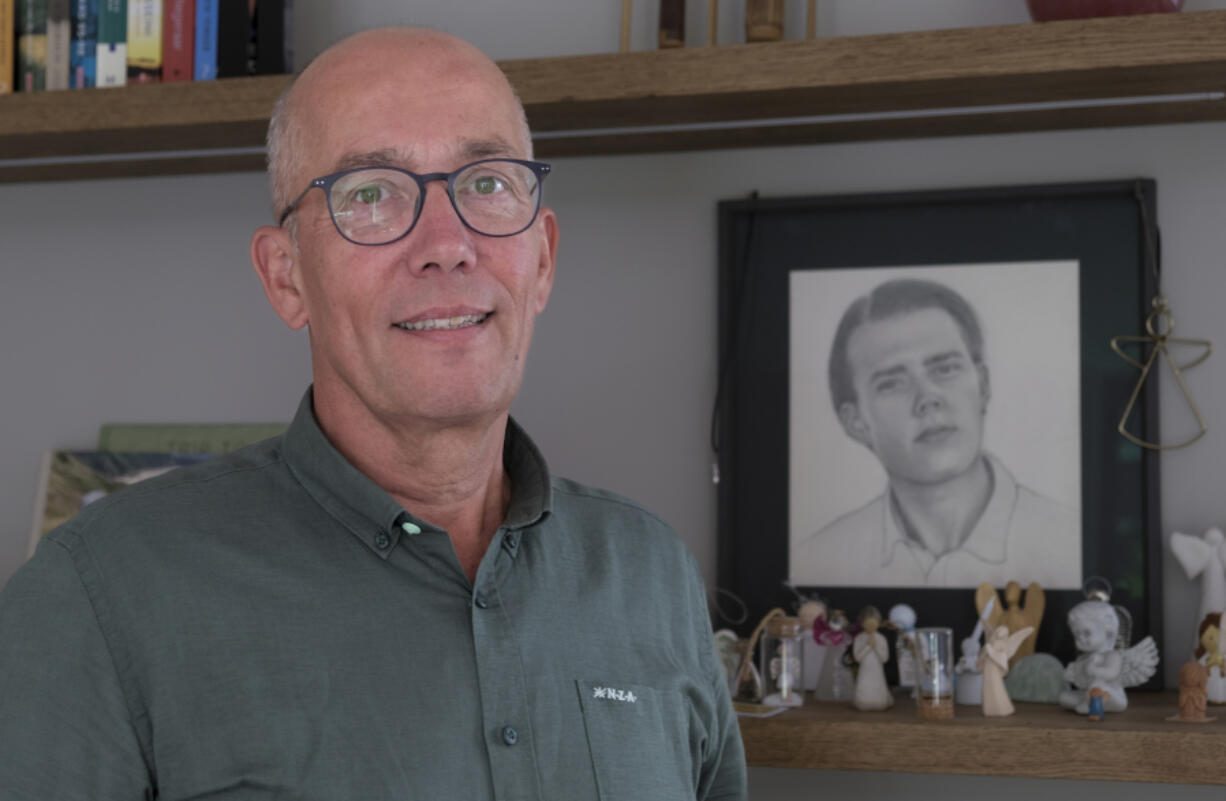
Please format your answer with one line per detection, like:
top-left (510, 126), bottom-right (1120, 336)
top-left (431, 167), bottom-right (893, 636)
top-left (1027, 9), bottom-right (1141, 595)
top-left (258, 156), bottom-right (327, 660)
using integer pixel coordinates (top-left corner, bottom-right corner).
top-left (0, 392), bottom-right (746, 800)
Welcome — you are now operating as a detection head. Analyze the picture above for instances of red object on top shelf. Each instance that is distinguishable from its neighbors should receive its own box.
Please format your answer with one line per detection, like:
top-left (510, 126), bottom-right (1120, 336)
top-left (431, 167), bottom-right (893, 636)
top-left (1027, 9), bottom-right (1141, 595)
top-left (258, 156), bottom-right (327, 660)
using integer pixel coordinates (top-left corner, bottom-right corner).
top-left (1026, 0), bottom-right (1184, 21)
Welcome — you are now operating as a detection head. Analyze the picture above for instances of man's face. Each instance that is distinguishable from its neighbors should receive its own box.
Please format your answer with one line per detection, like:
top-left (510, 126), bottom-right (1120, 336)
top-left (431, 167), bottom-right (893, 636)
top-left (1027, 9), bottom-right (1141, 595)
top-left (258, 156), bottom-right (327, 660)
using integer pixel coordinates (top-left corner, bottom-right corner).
top-left (840, 307), bottom-right (988, 485)
top-left (275, 34), bottom-right (557, 429)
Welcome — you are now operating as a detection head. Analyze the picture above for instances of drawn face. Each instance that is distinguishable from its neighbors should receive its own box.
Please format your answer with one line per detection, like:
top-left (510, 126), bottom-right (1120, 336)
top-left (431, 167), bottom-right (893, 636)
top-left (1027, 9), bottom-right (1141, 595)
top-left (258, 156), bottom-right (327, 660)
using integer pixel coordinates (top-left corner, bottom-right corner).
top-left (840, 308), bottom-right (989, 485)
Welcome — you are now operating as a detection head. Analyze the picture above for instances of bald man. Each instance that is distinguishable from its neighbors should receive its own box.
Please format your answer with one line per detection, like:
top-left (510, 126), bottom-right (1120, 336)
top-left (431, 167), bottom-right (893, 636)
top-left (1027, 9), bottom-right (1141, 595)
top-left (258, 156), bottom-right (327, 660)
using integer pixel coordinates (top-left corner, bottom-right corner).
top-left (0, 29), bottom-right (746, 800)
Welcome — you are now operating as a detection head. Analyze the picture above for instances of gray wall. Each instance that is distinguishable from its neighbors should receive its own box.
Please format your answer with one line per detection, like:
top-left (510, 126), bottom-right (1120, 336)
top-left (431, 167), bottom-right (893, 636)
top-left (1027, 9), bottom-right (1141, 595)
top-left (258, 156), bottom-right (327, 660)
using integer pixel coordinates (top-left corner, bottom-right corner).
top-left (4, 1), bottom-right (1226, 797)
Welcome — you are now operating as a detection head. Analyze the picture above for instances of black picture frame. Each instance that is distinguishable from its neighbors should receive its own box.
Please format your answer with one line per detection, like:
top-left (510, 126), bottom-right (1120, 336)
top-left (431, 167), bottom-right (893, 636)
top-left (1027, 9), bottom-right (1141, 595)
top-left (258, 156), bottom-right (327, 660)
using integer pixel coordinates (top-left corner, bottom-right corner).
top-left (715, 180), bottom-right (1162, 688)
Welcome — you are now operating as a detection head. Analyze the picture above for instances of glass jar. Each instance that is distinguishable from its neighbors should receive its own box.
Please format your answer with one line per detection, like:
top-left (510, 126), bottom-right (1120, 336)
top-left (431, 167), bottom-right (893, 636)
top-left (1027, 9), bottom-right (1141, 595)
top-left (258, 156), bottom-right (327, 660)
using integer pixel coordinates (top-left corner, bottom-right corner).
top-left (912, 626), bottom-right (955, 720)
top-left (761, 615), bottom-right (805, 707)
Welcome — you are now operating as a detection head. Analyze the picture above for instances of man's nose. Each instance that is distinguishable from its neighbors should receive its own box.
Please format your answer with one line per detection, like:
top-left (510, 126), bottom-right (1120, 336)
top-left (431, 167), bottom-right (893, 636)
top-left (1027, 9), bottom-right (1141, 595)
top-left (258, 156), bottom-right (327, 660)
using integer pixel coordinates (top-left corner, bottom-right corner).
top-left (912, 379), bottom-right (945, 415)
top-left (407, 183), bottom-right (475, 273)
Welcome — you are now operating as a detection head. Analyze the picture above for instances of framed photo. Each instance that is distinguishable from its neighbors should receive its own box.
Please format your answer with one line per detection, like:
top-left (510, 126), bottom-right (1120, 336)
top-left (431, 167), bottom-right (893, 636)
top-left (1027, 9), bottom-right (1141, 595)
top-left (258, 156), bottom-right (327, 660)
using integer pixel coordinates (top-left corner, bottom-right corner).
top-left (716, 180), bottom-right (1161, 686)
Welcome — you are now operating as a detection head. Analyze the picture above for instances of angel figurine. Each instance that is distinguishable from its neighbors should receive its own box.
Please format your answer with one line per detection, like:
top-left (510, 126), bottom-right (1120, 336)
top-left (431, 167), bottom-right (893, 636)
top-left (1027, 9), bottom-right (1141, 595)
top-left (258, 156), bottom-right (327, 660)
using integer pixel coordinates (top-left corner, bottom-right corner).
top-left (1059, 599), bottom-right (1159, 714)
top-left (852, 607), bottom-right (893, 711)
top-left (978, 624), bottom-right (1034, 716)
top-left (1171, 528), bottom-right (1226, 648)
top-left (955, 595), bottom-right (996, 706)
top-left (976, 581), bottom-right (1044, 665)
top-left (1195, 611), bottom-right (1226, 704)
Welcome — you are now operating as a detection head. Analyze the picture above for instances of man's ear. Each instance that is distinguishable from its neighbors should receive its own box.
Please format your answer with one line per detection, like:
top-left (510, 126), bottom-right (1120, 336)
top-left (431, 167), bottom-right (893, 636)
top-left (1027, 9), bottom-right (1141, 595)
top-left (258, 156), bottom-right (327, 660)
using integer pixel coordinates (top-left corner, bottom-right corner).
top-left (838, 402), bottom-right (873, 449)
top-left (251, 225), bottom-right (309, 330)
top-left (532, 206), bottom-right (559, 315)
top-left (977, 363), bottom-right (991, 408)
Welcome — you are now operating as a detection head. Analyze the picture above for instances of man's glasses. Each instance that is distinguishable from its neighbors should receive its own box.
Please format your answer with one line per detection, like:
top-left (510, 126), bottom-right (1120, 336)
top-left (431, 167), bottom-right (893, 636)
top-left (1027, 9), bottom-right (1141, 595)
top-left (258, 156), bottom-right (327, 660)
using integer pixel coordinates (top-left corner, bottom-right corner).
top-left (278, 158), bottom-right (552, 245)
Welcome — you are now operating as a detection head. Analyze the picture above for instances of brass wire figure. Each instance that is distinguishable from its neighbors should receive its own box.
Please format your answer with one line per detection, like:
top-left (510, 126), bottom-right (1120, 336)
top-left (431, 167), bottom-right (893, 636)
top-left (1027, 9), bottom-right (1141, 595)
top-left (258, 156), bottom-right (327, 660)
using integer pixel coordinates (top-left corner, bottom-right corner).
top-left (1109, 182), bottom-right (1212, 451)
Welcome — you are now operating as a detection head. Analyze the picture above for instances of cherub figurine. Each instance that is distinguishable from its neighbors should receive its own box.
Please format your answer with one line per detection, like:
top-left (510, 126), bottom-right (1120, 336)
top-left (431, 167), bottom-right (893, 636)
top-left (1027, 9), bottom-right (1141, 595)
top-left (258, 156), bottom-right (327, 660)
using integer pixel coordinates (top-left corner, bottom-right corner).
top-left (852, 607), bottom-right (893, 711)
top-left (1195, 611), bottom-right (1226, 703)
top-left (1059, 600), bottom-right (1159, 714)
top-left (1170, 528), bottom-right (1226, 648)
top-left (977, 623), bottom-right (1034, 717)
top-left (976, 580), bottom-right (1044, 665)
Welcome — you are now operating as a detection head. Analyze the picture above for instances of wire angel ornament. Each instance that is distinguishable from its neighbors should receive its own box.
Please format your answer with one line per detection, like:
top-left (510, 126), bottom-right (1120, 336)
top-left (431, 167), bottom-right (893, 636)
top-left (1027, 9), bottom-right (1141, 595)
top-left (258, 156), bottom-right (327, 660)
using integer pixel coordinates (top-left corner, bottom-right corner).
top-left (1059, 599), bottom-right (1159, 714)
top-left (1170, 527), bottom-right (1226, 647)
top-left (1111, 295), bottom-right (1211, 450)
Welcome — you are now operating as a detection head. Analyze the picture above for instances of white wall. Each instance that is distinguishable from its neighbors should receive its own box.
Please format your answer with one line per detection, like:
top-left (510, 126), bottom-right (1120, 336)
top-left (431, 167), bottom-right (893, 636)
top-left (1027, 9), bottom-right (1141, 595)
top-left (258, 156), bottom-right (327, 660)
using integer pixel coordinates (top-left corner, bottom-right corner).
top-left (5, 1), bottom-right (1226, 798)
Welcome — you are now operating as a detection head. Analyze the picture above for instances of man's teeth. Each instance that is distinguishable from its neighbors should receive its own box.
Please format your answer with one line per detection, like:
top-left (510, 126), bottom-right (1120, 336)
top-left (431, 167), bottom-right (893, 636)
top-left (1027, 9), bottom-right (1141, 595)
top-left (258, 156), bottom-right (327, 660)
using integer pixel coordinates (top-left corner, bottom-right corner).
top-left (397, 313), bottom-right (489, 331)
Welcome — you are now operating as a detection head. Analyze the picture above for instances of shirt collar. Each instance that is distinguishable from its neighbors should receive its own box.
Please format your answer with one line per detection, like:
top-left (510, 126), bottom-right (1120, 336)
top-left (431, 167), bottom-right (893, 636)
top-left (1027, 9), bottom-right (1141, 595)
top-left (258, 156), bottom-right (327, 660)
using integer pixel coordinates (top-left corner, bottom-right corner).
top-left (878, 453), bottom-right (1015, 569)
top-left (282, 388), bottom-right (553, 558)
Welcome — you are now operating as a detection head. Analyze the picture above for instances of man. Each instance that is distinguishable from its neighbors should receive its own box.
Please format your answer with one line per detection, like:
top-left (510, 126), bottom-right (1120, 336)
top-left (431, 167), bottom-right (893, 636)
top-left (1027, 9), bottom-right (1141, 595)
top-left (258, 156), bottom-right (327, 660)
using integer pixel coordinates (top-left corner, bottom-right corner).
top-left (796, 277), bottom-right (1079, 588)
top-left (0, 29), bottom-right (746, 800)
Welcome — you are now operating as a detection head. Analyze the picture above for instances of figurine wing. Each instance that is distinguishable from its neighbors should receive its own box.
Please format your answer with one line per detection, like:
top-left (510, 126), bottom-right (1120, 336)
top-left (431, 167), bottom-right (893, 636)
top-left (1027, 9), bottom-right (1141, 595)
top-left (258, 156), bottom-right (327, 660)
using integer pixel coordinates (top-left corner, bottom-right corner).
top-left (1021, 583), bottom-right (1045, 630)
top-left (1005, 626), bottom-right (1035, 658)
top-left (1119, 636), bottom-right (1160, 687)
top-left (1171, 531), bottom-right (1211, 579)
top-left (976, 582), bottom-right (1003, 629)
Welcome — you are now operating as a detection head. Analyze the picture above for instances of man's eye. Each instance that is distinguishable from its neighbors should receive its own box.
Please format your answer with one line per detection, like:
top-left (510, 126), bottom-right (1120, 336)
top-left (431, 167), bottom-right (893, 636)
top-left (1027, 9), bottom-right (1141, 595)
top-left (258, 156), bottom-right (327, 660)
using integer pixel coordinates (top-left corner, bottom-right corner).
top-left (471, 175), bottom-right (506, 195)
top-left (873, 377), bottom-right (905, 395)
top-left (354, 185), bottom-right (385, 205)
top-left (932, 361), bottom-right (964, 378)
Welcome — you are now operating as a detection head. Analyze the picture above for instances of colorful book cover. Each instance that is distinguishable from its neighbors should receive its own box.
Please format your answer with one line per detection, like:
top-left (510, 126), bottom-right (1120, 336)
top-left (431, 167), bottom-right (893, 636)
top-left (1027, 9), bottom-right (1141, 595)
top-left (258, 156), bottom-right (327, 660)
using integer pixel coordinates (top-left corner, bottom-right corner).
top-left (96, 0), bottom-right (125, 86)
top-left (126, 0), bottom-right (160, 82)
top-left (69, 0), bottom-right (96, 88)
top-left (215, 0), bottom-right (250, 78)
top-left (45, 0), bottom-right (68, 87)
top-left (0, 0), bottom-right (14, 94)
top-left (161, 0), bottom-right (191, 81)
top-left (192, 0), bottom-right (215, 80)
top-left (17, 0), bottom-right (48, 92)
top-left (28, 451), bottom-right (211, 556)
top-left (97, 422), bottom-right (286, 453)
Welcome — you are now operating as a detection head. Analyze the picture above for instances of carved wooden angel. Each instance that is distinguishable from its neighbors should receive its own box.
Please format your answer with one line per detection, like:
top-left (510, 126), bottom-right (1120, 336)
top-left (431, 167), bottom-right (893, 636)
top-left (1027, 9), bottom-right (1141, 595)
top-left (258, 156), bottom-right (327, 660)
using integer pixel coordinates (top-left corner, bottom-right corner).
top-left (1170, 528), bottom-right (1226, 645)
top-left (976, 581), bottom-right (1044, 665)
top-left (1059, 600), bottom-right (1160, 714)
top-left (978, 624), bottom-right (1034, 717)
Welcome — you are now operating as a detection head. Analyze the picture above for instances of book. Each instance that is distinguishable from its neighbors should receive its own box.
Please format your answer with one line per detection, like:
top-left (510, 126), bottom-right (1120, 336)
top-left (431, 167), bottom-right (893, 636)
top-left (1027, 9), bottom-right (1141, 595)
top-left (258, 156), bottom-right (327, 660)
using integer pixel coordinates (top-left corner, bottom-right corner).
top-left (28, 450), bottom-right (211, 556)
top-left (69, 0), bottom-right (96, 88)
top-left (192, 0), bottom-right (214, 80)
top-left (214, 0), bottom-right (248, 77)
top-left (125, 0), bottom-right (159, 82)
top-left (161, 0), bottom-right (191, 81)
top-left (45, 0), bottom-right (68, 88)
top-left (17, 0), bottom-right (48, 92)
top-left (96, 0), bottom-right (125, 86)
top-left (250, 0), bottom-right (284, 74)
top-left (0, 0), bottom-right (14, 94)
top-left (97, 422), bottom-right (286, 453)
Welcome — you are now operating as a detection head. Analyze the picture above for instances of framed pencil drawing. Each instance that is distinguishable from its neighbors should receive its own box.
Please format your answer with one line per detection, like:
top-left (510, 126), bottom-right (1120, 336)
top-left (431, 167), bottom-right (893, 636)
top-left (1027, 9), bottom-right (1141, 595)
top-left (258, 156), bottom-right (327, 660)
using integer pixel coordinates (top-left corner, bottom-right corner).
top-left (715, 180), bottom-right (1162, 685)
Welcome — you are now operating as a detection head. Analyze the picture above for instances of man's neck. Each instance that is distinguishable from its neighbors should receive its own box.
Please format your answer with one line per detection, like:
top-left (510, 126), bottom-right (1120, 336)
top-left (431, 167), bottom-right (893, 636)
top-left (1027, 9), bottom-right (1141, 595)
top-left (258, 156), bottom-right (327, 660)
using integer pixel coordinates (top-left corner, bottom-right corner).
top-left (888, 456), bottom-right (993, 557)
top-left (313, 387), bottom-right (511, 585)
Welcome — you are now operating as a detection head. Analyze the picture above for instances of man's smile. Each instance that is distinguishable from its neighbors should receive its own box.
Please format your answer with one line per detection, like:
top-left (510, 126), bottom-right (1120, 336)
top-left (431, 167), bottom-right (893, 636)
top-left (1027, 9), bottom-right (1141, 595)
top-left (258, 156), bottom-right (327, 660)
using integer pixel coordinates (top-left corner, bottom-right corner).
top-left (914, 424), bottom-right (957, 444)
top-left (394, 311), bottom-right (492, 331)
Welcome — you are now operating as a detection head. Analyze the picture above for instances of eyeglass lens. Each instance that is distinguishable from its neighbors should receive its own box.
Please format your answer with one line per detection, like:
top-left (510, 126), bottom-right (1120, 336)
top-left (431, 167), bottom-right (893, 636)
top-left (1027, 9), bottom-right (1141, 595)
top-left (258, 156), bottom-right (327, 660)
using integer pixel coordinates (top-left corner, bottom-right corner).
top-left (328, 160), bottom-right (542, 244)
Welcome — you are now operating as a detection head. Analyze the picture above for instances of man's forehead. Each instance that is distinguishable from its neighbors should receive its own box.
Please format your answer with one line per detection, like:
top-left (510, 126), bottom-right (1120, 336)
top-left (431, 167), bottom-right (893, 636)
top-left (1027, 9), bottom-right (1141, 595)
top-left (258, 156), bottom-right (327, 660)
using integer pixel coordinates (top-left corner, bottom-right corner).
top-left (331, 139), bottom-right (520, 173)
top-left (849, 307), bottom-right (969, 364)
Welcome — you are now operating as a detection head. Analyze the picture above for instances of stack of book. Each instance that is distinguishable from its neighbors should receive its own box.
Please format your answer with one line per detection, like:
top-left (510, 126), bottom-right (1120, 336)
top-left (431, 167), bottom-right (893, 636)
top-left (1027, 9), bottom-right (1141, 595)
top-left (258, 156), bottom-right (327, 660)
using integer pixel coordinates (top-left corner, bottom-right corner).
top-left (0, 0), bottom-right (292, 95)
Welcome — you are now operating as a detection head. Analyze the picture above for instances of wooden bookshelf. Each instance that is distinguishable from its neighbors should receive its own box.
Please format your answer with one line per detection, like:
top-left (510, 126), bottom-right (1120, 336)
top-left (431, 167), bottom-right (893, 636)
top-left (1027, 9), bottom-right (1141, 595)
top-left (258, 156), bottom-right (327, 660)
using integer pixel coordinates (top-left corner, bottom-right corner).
top-left (1, 10), bottom-right (1225, 182)
top-left (740, 692), bottom-right (1223, 785)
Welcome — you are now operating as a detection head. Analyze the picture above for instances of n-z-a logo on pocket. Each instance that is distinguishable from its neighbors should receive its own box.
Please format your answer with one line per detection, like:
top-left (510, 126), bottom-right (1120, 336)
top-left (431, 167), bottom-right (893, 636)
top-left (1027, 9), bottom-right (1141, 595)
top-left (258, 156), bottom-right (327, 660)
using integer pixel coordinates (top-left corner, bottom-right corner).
top-left (592, 686), bottom-right (637, 703)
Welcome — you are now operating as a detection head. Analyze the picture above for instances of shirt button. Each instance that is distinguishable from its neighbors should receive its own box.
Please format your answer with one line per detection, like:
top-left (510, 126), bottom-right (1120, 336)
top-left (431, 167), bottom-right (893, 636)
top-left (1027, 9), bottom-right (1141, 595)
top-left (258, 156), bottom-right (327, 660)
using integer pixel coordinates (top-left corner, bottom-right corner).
top-left (475, 592), bottom-right (488, 609)
top-left (501, 726), bottom-right (518, 746)
top-left (374, 532), bottom-right (391, 550)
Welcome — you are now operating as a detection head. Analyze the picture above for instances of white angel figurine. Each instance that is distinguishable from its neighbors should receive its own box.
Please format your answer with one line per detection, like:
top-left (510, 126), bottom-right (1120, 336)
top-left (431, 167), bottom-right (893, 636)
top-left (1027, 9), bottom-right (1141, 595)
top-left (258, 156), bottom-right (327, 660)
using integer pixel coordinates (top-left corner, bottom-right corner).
top-left (1171, 528), bottom-right (1226, 647)
top-left (851, 607), bottom-right (893, 711)
top-left (1059, 600), bottom-right (1159, 714)
top-left (955, 595), bottom-right (995, 706)
top-left (977, 624), bottom-right (1034, 716)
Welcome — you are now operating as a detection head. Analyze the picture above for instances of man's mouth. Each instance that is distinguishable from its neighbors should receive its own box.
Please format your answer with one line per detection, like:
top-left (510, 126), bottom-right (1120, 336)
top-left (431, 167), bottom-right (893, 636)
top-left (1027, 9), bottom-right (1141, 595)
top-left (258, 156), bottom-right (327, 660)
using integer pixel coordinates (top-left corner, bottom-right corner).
top-left (394, 312), bottom-right (491, 332)
top-left (915, 425), bottom-right (957, 444)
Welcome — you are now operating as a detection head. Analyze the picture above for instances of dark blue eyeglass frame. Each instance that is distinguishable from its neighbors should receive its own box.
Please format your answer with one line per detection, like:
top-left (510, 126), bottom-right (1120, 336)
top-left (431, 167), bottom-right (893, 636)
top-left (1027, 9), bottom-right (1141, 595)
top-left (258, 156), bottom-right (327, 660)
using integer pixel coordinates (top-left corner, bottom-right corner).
top-left (277, 158), bottom-right (552, 246)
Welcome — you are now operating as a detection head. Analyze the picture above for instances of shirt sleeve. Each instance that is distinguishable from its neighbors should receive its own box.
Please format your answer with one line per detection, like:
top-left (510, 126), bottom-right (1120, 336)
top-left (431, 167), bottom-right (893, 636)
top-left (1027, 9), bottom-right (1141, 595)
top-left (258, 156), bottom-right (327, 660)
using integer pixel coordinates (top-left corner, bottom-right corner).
top-left (0, 538), bottom-right (152, 799)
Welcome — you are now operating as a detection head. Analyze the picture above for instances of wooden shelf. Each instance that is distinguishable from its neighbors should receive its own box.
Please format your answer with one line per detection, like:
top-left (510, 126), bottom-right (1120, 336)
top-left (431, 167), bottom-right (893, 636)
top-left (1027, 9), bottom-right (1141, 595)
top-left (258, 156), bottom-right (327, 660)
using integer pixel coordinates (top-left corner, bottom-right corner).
top-left (740, 692), bottom-right (1223, 785)
top-left (2, 10), bottom-right (1226, 181)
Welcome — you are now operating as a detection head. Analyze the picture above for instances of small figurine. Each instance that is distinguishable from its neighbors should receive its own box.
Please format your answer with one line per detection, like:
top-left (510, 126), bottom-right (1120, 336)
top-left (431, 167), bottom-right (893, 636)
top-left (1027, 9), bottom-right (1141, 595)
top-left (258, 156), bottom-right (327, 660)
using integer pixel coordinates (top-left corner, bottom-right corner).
top-left (955, 595), bottom-right (995, 706)
top-left (1168, 660), bottom-right (1213, 723)
top-left (888, 603), bottom-right (918, 692)
top-left (1086, 687), bottom-right (1109, 722)
top-left (1170, 528), bottom-right (1226, 648)
top-left (813, 609), bottom-right (854, 702)
top-left (1195, 611), bottom-right (1226, 703)
top-left (1059, 599), bottom-right (1159, 714)
top-left (976, 580), bottom-right (1044, 665)
top-left (978, 624), bottom-right (1034, 717)
top-left (852, 607), bottom-right (893, 711)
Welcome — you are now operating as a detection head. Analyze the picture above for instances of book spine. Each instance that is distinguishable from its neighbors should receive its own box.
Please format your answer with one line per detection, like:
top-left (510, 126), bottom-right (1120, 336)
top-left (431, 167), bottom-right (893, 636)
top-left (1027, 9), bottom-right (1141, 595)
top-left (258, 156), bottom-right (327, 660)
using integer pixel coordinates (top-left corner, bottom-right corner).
top-left (96, 0), bottom-right (125, 86)
top-left (69, 0), bottom-right (96, 88)
top-left (192, 0), bottom-right (214, 80)
top-left (45, 0), bottom-right (68, 87)
top-left (0, 0), bottom-right (13, 94)
top-left (126, 0), bottom-right (160, 82)
top-left (251, 0), bottom-right (282, 74)
top-left (214, 0), bottom-right (249, 77)
top-left (160, 0), bottom-right (191, 81)
top-left (17, 0), bottom-right (48, 92)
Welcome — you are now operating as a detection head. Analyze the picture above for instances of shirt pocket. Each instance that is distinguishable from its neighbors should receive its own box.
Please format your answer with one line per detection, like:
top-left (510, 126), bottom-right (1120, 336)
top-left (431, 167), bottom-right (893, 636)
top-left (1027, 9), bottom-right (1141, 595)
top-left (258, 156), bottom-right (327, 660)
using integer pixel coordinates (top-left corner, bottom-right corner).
top-left (575, 679), bottom-right (695, 801)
